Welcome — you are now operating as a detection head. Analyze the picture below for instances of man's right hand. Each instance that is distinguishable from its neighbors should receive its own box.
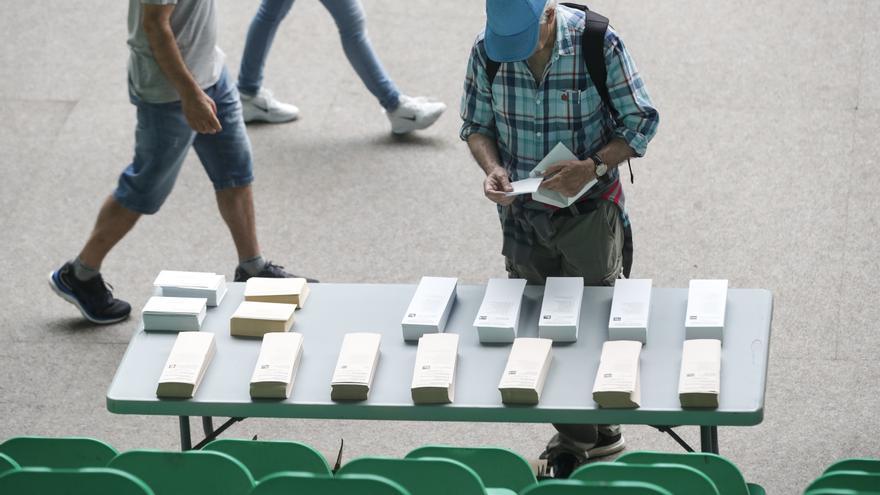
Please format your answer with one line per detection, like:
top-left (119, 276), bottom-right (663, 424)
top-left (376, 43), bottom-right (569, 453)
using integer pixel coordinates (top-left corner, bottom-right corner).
top-left (484, 166), bottom-right (515, 206)
top-left (182, 90), bottom-right (222, 134)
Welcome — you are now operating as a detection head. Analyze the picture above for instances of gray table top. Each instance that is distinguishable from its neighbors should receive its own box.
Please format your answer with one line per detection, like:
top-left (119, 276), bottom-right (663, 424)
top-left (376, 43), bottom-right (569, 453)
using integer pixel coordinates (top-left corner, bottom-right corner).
top-left (107, 283), bottom-right (773, 426)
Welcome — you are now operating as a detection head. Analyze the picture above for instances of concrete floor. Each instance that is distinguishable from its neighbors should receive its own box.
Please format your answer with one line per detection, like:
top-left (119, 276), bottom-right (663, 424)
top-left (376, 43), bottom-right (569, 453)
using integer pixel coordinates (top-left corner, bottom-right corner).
top-left (1, 1), bottom-right (878, 493)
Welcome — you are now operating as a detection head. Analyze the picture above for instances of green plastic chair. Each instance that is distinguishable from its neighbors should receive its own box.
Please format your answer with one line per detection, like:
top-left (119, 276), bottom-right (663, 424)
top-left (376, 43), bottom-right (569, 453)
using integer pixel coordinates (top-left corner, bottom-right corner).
top-left (338, 456), bottom-right (515, 495)
top-left (521, 479), bottom-right (674, 494)
top-left (204, 438), bottom-right (332, 481)
top-left (617, 450), bottom-right (765, 495)
top-left (824, 459), bottom-right (880, 475)
top-left (804, 490), bottom-right (871, 495)
top-left (571, 462), bottom-right (720, 495)
top-left (406, 445), bottom-right (537, 492)
top-left (0, 467), bottom-right (154, 495)
top-left (108, 450), bottom-right (255, 495)
top-left (0, 452), bottom-right (20, 476)
top-left (251, 472), bottom-right (411, 495)
top-left (0, 436), bottom-right (118, 468)
top-left (805, 471), bottom-right (880, 492)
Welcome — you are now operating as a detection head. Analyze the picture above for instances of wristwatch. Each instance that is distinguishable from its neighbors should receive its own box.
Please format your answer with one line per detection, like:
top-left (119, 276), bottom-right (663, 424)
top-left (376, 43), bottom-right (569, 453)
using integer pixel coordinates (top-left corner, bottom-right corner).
top-left (591, 154), bottom-right (608, 180)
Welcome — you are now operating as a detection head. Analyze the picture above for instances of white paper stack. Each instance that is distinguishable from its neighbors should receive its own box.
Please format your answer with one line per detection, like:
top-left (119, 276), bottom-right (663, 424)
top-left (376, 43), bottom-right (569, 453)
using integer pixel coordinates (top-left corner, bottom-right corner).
top-left (529, 142), bottom-right (597, 207)
top-left (230, 301), bottom-right (296, 337)
top-left (685, 279), bottom-right (728, 341)
top-left (608, 279), bottom-right (653, 343)
top-left (142, 296), bottom-right (207, 332)
top-left (498, 338), bottom-right (553, 405)
top-left (153, 270), bottom-right (227, 307)
top-left (592, 340), bottom-right (642, 408)
top-left (249, 332), bottom-right (305, 399)
top-left (401, 276), bottom-right (458, 341)
top-left (678, 339), bottom-right (721, 408)
top-left (474, 278), bottom-right (527, 344)
top-left (245, 277), bottom-right (310, 308)
top-left (538, 277), bottom-right (584, 342)
top-left (411, 333), bottom-right (459, 404)
top-left (331, 333), bottom-right (382, 401)
top-left (156, 331), bottom-right (216, 398)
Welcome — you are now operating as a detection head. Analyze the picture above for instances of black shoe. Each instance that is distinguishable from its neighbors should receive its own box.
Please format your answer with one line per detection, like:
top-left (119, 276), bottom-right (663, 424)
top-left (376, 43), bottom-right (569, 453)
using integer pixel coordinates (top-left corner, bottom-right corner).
top-left (550, 452), bottom-right (579, 479)
top-left (586, 431), bottom-right (625, 459)
top-left (233, 260), bottom-right (318, 283)
top-left (48, 261), bottom-right (131, 324)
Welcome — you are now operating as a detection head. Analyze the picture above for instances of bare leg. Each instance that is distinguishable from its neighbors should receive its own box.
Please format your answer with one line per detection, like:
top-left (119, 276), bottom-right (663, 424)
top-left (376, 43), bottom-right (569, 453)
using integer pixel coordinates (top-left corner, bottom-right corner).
top-left (78, 195), bottom-right (141, 269)
top-left (215, 184), bottom-right (260, 261)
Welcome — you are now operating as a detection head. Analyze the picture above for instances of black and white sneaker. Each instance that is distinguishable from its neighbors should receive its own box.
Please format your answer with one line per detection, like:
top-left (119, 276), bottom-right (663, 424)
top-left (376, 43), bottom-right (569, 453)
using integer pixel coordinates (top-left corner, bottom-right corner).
top-left (541, 430), bottom-right (626, 478)
top-left (233, 260), bottom-right (318, 283)
top-left (586, 431), bottom-right (626, 459)
top-left (48, 261), bottom-right (131, 324)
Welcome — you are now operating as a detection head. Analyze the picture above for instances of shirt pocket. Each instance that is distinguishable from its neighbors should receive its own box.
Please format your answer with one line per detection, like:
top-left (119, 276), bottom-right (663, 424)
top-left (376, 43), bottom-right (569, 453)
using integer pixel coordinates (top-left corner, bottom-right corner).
top-left (566, 87), bottom-right (604, 157)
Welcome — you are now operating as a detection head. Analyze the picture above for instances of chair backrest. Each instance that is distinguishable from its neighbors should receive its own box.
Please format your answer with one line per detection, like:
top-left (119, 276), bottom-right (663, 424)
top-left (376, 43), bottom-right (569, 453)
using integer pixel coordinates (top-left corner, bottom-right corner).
top-left (108, 450), bottom-right (255, 495)
top-left (0, 467), bottom-right (154, 495)
top-left (571, 462), bottom-right (720, 495)
top-left (0, 452), bottom-right (20, 476)
top-left (251, 472), bottom-right (411, 495)
top-left (617, 451), bottom-right (750, 495)
top-left (406, 445), bottom-right (537, 492)
top-left (824, 459), bottom-right (880, 475)
top-left (804, 490), bottom-right (865, 495)
top-left (204, 438), bottom-right (332, 481)
top-left (0, 436), bottom-right (118, 468)
top-left (338, 456), bottom-right (488, 495)
top-left (521, 479), bottom-right (674, 494)
top-left (805, 471), bottom-right (880, 492)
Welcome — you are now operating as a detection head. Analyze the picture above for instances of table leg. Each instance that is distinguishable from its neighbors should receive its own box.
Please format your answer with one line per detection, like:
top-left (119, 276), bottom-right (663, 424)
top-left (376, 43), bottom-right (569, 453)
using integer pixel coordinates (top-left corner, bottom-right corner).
top-left (711, 426), bottom-right (719, 454)
top-left (700, 426), bottom-right (719, 454)
top-left (202, 417), bottom-right (215, 438)
top-left (179, 416), bottom-right (192, 451)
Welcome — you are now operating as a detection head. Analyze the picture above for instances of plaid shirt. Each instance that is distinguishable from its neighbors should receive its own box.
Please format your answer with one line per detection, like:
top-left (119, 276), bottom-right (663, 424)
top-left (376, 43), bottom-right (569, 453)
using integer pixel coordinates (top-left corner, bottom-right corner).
top-left (460, 6), bottom-right (659, 258)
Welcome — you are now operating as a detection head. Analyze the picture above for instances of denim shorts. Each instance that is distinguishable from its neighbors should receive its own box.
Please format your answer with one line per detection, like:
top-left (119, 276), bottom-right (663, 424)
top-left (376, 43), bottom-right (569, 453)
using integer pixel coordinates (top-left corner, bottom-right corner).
top-left (113, 67), bottom-right (254, 215)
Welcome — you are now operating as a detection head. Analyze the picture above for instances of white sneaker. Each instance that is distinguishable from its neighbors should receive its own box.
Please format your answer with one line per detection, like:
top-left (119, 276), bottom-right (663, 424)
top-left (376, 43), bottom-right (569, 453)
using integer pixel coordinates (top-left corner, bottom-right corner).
top-left (385, 95), bottom-right (446, 134)
top-left (240, 88), bottom-right (300, 124)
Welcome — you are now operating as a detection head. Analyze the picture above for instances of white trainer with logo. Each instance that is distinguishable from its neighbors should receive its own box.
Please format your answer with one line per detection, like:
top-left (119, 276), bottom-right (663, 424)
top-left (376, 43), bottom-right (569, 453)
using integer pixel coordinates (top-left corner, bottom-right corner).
top-left (385, 95), bottom-right (447, 135)
top-left (240, 87), bottom-right (300, 124)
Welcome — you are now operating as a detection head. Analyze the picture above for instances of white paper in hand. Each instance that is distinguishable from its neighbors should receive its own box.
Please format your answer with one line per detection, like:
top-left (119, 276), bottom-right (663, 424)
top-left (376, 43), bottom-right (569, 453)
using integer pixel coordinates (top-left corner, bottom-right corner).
top-left (529, 142), bottom-right (596, 207)
top-left (504, 177), bottom-right (544, 197)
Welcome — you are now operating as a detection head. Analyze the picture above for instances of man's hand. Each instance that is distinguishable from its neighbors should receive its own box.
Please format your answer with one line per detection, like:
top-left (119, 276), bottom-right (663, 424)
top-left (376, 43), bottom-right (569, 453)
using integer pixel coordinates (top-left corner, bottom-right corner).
top-left (540, 159), bottom-right (595, 197)
top-left (484, 166), bottom-right (515, 206)
top-left (182, 89), bottom-right (222, 134)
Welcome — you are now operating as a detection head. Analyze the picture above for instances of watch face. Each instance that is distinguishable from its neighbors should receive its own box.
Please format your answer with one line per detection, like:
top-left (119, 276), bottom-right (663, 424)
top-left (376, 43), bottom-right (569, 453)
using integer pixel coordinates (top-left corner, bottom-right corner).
top-left (596, 163), bottom-right (608, 176)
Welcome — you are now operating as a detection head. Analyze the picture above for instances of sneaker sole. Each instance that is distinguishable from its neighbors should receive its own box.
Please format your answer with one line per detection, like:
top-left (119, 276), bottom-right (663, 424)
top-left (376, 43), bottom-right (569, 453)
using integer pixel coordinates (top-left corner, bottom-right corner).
top-left (586, 436), bottom-right (626, 460)
top-left (242, 107), bottom-right (300, 124)
top-left (47, 271), bottom-right (129, 325)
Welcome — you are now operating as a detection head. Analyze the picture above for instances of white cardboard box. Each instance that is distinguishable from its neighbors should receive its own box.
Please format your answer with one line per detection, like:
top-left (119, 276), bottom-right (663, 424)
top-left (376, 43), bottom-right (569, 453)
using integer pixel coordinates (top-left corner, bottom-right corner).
top-left (474, 278), bottom-right (527, 344)
top-left (401, 276), bottom-right (458, 341)
top-left (608, 279), bottom-right (653, 343)
top-left (498, 338), bottom-right (553, 405)
top-left (331, 333), bottom-right (382, 401)
top-left (538, 277), bottom-right (584, 342)
top-left (411, 333), bottom-right (459, 404)
top-left (142, 296), bottom-right (207, 332)
top-left (678, 339), bottom-right (721, 408)
top-left (685, 279), bottom-right (728, 341)
top-left (249, 332), bottom-right (304, 399)
top-left (153, 270), bottom-right (227, 307)
top-left (592, 340), bottom-right (642, 408)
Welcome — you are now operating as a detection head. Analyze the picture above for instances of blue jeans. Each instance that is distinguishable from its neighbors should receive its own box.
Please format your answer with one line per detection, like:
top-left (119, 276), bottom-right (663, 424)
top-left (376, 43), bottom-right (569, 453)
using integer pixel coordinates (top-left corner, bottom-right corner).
top-left (238, 0), bottom-right (401, 110)
top-left (114, 68), bottom-right (254, 215)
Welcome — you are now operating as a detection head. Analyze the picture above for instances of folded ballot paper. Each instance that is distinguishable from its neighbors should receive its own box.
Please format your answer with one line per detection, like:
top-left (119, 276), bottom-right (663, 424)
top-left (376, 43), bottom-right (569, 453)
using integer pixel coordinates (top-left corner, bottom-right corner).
top-left (331, 333), bottom-right (382, 401)
top-left (142, 296), bottom-right (207, 332)
top-left (592, 340), bottom-right (642, 408)
top-left (678, 339), bottom-right (721, 408)
top-left (498, 338), bottom-right (553, 405)
top-left (401, 276), bottom-right (458, 341)
top-left (250, 332), bottom-right (304, 399)
top-left (245, 277), bottom-right (310, 308)
top-left (685, 279), bottom-right (728, 341)
top-left (153, 270), bottom-right (227, 307)
top-left (474, 278), bottom-right (527, 344)
top-left (411, 333), bottom-right (459, 404)
top-left (529, 142), bottom-right (597, 208)
top-left (156, 331), bottom-right (216, 398)
top-left (538, 277), bottom-right (584, 342)
top-left (608, 279), bottom-right (653, 343)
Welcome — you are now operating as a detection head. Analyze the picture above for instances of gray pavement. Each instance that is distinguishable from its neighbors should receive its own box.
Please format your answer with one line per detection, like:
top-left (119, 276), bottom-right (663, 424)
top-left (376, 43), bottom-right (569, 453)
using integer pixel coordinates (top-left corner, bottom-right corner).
top-left (1, 1), bottom-right (878, 493)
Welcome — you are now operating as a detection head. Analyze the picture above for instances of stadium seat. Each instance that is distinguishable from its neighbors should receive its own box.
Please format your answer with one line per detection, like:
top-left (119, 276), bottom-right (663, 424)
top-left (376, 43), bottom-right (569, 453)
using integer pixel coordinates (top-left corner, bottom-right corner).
top-left (823, 459), bottom-right (880, 476)
top-left (338, 456), bottom-right (515, 495)
top-left (804, 471), bottom-right (880, 493)
top-left (571, 462), bottom-right (720, 495)
top-left (521, 479), bottom-right (674, 494)
top-left (0, 467), bottom-right (154, 495)
top-left (204, 438), bottom-right (332, 480)
top-left (251, 472), bottom-right (410, 495)
top-left (0, 452), bottom-right (20, 476)
top-left (617, 450), bottom-right (764, 495)
top-left (0, 435), bottom-right (118, 468)
top-left (406, 445), bottom-right (537, 492)
top-left (108, 449), bottom-right (255, 495)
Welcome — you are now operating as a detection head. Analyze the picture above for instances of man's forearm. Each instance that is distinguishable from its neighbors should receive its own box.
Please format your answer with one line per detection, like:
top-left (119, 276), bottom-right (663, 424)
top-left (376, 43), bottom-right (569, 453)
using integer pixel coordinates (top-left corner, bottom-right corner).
top-left (467, 133), bottom-right (504, 175)
top-left (143, 6), bottom-right (201, 99)
top-left (595, 138), bottom-right (636, 171)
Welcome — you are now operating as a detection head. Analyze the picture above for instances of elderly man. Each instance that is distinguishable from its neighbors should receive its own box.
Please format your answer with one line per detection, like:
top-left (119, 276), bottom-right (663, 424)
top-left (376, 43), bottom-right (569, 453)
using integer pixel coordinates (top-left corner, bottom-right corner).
top-left (460, 0), bottom-right (659, 477)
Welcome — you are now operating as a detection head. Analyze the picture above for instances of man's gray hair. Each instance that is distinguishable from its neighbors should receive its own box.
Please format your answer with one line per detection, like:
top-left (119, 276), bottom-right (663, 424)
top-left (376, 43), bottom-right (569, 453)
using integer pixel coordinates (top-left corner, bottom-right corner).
top-left (540, 0), bottom-right (558, 23)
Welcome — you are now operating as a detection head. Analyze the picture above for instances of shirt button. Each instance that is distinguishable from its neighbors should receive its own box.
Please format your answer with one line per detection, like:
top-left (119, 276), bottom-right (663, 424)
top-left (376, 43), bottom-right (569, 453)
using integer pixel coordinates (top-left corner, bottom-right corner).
top-left (536, 132), bottom-right (543, 137)
top-left (537, 99), bottom-right (542, 105)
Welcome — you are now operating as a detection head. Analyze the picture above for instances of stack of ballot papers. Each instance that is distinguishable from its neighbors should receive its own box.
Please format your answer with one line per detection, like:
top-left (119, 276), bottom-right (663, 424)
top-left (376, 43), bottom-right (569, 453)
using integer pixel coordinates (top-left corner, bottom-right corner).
top-left (678, 339), bottom-right (721, 408)
top-left (331, 333), bottom-right (381, 401)
top-left (230, 301), bottom-right (296, 337)
top-left (685, 279), bottom-right (728, 341)
top-left (249, 332), bottom-right (305, 399)
top-left (474, 278), bottom-right (527, 344)
top-left (538, 277), bottom-right (584, 342)
top-left (411, 333), bottom-right (459, 404)
top-left (142, 296), bottom-right (207, 332)
top-left (529, 142), bottom-right (597, 208)
top-left (244, 277), bottom-right (310, 308)
top-left (608, 279), bottom-right (653, 343)
top-left (498, 338), bottom-right (553, 405)
top-left (592, 340), bottom-right (642, 408)
top-left (401, 276), bottom-right (458, 341)
top-left (156, 331), bottom-right (216, 398)
top-left (153, 270), bottom-right (227, 307)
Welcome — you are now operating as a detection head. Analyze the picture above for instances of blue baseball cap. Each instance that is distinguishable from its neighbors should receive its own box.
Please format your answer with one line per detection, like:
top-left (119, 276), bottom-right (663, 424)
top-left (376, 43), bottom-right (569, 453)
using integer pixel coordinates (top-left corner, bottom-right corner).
top-left (484, 0), bottom-right (546, 62)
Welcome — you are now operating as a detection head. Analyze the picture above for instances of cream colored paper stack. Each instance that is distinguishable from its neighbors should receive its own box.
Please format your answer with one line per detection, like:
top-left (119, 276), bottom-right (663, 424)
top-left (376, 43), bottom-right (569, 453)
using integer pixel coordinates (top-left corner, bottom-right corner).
top-left (249, 332), bottom-right (305, 399)
top-left (498, 338), bottom-right (553, 405)
top-left (678, 339), bottom-right (721, 408)
top-left (411, 333), bottom-right (459, 404)
top-left (156, 331), bottom-right (216, 398)
top-left (592, 340), bottom-right (642, 408)
top-left (245, 277), bottom-right (310, 308)
top-left (331, 333), bottom-right (381, 401)
top-left (230, 301), bottom-right (296, 337)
